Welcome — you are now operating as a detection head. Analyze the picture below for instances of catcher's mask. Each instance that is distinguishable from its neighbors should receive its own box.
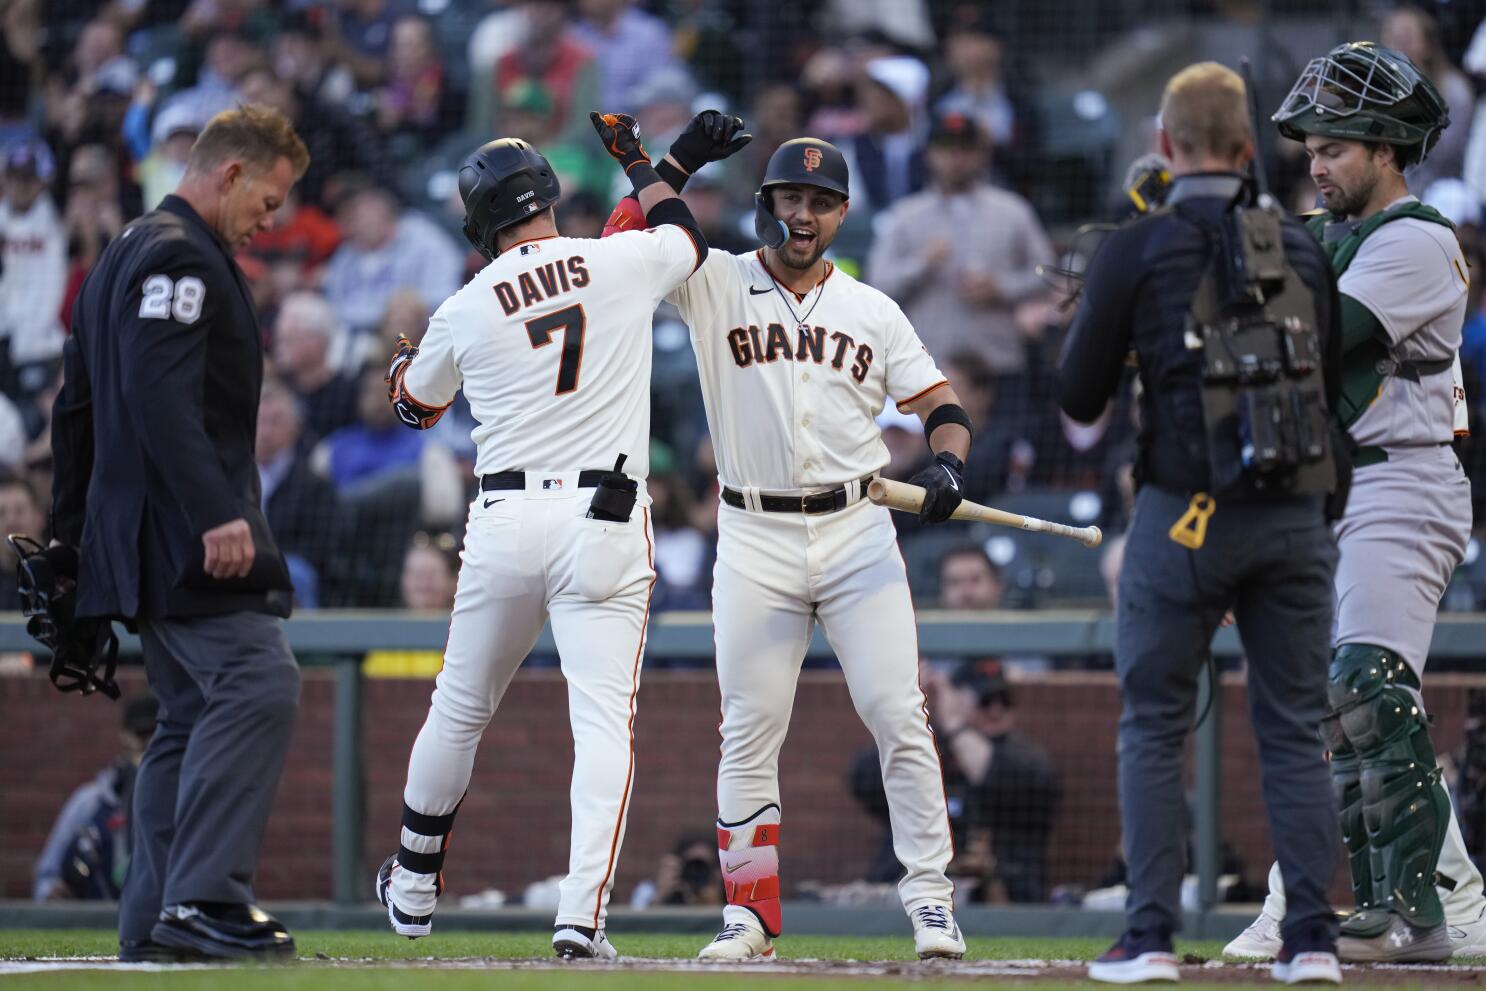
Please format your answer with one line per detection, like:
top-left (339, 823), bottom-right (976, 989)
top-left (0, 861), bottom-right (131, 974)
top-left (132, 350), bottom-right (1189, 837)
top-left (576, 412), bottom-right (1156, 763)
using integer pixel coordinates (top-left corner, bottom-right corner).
top-left (8, 534), bottom-right (120, 699)
top-left (754, 138), bottom-right (850, 249)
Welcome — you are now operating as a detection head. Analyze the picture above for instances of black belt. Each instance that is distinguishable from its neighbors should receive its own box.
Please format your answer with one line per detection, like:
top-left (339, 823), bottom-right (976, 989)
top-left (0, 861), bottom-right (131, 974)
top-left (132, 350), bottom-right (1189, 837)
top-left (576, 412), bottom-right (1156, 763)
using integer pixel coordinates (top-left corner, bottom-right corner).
top-left (481, 470), bottom-right (608, 492)
top-left (720, 474), bottom-right (875, 515)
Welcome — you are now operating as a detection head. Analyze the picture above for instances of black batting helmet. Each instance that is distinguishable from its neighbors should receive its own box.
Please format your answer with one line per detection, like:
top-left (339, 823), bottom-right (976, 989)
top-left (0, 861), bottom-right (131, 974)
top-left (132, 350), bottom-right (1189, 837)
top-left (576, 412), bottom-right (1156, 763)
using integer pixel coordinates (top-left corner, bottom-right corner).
top-left (458, 138), bottom-right (561, 261)
top-left (754, 137), bottom-right (849, 249)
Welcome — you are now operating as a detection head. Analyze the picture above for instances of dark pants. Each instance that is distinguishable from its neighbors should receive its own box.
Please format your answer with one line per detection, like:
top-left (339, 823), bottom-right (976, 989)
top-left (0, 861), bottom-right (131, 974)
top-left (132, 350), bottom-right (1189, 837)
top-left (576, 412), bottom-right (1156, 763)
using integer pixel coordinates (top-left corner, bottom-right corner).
top-left (118, 612), bottom-right (300, 943)
top-left (1116, 486), bottom-right (1338, 941)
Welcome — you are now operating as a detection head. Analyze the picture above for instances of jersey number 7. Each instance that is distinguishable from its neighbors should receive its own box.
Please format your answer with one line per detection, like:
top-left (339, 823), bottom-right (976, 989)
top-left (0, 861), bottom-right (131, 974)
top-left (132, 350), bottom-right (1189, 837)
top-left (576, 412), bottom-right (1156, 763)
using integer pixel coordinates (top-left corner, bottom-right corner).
top-left (525, 304), bottom-right (586, 395)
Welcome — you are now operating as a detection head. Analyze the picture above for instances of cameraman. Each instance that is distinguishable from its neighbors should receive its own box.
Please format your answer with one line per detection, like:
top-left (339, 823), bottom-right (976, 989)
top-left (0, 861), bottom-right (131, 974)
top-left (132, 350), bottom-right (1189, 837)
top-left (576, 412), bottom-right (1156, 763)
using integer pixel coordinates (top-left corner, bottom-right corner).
top-left (1058, 63), bottom-right (1344, 984)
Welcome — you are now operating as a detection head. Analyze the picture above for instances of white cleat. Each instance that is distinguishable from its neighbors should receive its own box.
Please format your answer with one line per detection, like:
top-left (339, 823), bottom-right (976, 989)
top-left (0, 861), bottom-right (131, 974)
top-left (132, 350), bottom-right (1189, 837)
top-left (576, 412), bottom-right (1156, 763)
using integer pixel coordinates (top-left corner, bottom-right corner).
top-left (1224, 910), bottom-right (1282, 960)
top-left (375, 856), bottom-right (432, 939)
top-left (697, 922), bottom-right (775, 961)
top-left (911, 904), bottom-right (966, 960)
top-left (1450, 902), bottom-right (1486, 958)
top-left (1271, 950), bottom-right (1341, 985)
top-left (552, 927), bottom-right (618, 961)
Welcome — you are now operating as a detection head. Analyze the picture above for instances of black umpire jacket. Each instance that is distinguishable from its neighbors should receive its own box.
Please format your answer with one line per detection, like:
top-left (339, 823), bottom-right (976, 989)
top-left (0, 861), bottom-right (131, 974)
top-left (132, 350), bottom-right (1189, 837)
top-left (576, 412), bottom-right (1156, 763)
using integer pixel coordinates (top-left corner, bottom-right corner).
top-left (52, 194), bottom-right (293, 621)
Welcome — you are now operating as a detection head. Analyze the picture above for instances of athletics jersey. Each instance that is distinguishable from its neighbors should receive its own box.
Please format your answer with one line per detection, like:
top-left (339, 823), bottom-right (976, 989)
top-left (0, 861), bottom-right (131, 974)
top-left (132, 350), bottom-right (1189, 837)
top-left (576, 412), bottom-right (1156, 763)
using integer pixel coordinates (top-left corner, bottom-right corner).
top-left (402, 227), bottom-right (700, 479)
top-left (1337, 197), bottom-right (1468, 448)
top-left (668, 249), bottom-right (946, 491)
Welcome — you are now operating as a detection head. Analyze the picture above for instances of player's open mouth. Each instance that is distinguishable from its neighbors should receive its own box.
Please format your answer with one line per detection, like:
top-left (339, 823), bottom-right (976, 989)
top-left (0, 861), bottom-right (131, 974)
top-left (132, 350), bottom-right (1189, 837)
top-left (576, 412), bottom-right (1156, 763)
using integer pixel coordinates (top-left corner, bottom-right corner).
top-left (788, 227), bottom-right (816, 247)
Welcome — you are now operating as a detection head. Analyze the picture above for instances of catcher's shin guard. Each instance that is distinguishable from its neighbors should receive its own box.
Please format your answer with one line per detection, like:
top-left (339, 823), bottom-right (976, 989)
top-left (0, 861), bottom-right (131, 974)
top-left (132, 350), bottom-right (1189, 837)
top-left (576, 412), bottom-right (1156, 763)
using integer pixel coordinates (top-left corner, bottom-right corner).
top-left (717, 804), bottom-right (782, 937)
top-left (1330, 644), bottom-right (1450, 930)
top-left (1322, 712), bottom-right (1374, 913)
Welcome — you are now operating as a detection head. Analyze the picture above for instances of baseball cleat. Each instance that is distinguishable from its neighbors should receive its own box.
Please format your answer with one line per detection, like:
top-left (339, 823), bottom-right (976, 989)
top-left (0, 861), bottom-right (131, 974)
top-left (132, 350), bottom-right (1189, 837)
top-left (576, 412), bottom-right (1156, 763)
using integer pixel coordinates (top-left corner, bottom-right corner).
top-left (1271, 949), bottom-right (1341, 985)
top-left (376, 855), bottom-right (432, 939)
top-left (1449, 901), bottom-right (1486, 958)
top-left (697, 921), bottom-right (775, 961)
top-left (911, 904), bottom-right (965, 960)
top-left (1337, 910), bottom-right (1451, 962)
top-left (553, 926), bottom-right (618, 961)
top-left (1224, 910), bottom-right (1282, 960)
top-left (1088, 928), bottom-right (1179, 984)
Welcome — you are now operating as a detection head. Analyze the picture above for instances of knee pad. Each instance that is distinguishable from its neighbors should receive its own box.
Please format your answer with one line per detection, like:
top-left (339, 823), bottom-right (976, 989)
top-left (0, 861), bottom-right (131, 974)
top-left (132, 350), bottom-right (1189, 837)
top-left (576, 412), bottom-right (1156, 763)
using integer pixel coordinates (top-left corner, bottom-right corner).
top-left (717, 804), bottom-right (782, 937)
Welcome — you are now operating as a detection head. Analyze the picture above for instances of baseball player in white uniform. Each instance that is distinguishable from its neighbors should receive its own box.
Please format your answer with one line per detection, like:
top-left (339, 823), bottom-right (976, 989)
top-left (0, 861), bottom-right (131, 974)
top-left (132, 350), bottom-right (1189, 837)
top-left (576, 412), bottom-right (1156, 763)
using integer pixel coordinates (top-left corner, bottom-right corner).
top-left (605, 132), bottom-right (974, 961)
top-left (373, 114), bottom-right (714, 961)
top-left (1224, 42), bottom-right (1486, 964)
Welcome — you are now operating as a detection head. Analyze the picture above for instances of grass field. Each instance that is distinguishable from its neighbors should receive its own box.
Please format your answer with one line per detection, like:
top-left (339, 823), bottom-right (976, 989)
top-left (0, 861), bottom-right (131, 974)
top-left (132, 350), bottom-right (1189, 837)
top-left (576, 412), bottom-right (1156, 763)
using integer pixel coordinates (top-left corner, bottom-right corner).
top-left (0, 930), bottom-right (1479, 990)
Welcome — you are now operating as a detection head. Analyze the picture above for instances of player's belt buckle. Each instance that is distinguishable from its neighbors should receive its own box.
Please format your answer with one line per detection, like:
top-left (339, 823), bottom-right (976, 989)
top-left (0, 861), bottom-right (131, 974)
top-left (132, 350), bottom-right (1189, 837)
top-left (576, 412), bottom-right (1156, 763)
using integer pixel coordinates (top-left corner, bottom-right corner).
top-left (801, 489), bottom-right (844, 515)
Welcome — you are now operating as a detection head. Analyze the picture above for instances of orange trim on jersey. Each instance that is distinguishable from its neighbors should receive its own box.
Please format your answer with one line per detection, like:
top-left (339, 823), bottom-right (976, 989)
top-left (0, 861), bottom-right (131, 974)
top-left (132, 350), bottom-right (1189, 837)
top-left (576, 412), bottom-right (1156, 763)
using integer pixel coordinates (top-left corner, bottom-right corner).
top-left (505, 233), bottom-right (561, 251)
top-left (894, 379), bottom-right (949, 413)
top-left (755, 250), bottom-right (834, 303)
top-left (591, 508), bottom-right (656, 929)
top-left (675, 225), bottom-right (705, 274)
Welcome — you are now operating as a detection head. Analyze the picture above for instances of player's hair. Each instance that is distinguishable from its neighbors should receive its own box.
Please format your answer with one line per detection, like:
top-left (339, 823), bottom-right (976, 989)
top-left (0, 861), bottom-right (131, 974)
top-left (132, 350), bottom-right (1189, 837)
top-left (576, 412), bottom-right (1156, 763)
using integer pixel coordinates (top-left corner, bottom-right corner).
top-left (186, 103), bottom-right (310, 181)
top-left (1158, 62), bottom-right (1252, 162)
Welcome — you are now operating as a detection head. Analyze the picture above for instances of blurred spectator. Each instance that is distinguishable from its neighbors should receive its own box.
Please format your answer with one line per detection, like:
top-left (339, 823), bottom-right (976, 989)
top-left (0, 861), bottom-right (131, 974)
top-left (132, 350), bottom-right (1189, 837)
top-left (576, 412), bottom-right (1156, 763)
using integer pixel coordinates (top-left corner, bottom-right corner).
top-left (33, 695), bottom-right (158, 901)
top-left (244, 188), bottom-right (342, 319)
top-left (363, 530), bottom-right (461, 675)
top-left (238, 62), bottom-right (392, 206)
top-left (938, 543), bottom-right (1004, 610)
top-left (825, 0), bottom-right (935, 50)
top-left (571, 0), bottom-right (676, 108)
top-left (846, 55), bottom-right (931, 212)
top-left (649, 470), bottom-right (711, 612)
top-left (940, 350), bottom-right (1034, 501)
top-left (630, 832), bottom-right (724, 908)
top-left (257, 376), bottom-right (344, 605)
top-left (0, 470), bottom-right (45, 609)
top-left (869, 113), bottom-right (1054, 376)
top-left (373, 15), bottom-right (465, 159)
top-left (318, 361), bottom-right (426, 490)
top-left (272, 7), bottom-right (357, 109)
top-left (936, 6), bottom-right (1036, 184)
top-left (0, 139), bottom-right (66, 421)
top-left (557, 190), bottom-right (608, 240)
top-left (272, 291), bottom-right (359, 442)
top-left (377, 287), bottom-right (431, 350)
top-left (1382, 4), bottom-right (1473, 194)
top-left (329, 0), bottom-right (401, 89)
top-left (0, 392), bottom-right (25, 472)
top-left (738, 82), bottom-right (806, 196)
top-left (0, 0), bottom-right (38, 147)
top-left (165, 28), bottom-right (259, 122)
top-left (134, 100), bottom-right (206, 211)
top-left (478, 0), bottom-right (600, 152)
top-left (321, 178), bottom-right (463, 336)
top-left (61, 143), bottom-right (134, 273)
top-left (495, 78), bottom-right (608, 198)
top-left (679, 169), bottom-right (751, 255)
top-left (667, 0), bottom-right (745, 103)
top-left (631, 64), bottom-right (699, 162)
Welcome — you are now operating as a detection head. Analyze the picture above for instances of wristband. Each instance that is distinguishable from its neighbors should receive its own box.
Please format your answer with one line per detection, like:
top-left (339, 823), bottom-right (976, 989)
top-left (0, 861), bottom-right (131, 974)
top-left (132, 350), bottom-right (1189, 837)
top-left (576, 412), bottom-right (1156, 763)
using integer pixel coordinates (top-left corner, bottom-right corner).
top-left (925, 403), bottom-right (973, 446)
top-left (627, 162), bottom-right (663, 196)
top-left (656, 158), bottom-right (689, 194)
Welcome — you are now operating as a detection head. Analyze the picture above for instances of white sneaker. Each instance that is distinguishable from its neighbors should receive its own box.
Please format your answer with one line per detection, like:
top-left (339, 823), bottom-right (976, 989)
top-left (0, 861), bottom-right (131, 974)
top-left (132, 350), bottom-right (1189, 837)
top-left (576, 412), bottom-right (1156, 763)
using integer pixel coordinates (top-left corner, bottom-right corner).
top-left (697, 922), bottom-right (775, 961)
top-left (375, 856), bottom-right (433, 938)
top-left (552, 928), bottom-right (618, 961)
top-left (911, 904), bottom-right (966, 960)
top-left (1224, 911), bottom-right (1282, 960)
top-left (1450, 902), bottom-right (1486, 958)
top-left (1271, 950), bottom-right (1341, 985)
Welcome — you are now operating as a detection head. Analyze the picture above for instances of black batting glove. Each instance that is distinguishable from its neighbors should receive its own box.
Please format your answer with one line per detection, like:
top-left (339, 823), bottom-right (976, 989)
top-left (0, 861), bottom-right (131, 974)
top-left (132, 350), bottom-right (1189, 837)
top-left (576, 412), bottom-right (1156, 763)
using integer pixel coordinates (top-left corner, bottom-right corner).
top-left (668, 109), bottom-right (753, 174)
top-left (590, 111), bottom-right (651, 172)
top-left (909, 452), bottom-right (965, 525)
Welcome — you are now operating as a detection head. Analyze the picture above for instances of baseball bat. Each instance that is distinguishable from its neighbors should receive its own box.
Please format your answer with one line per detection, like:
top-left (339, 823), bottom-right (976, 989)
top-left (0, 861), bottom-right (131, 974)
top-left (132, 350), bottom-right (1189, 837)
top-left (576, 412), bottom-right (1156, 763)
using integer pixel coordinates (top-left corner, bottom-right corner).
top-left (867, 478), bottom-right (1104, 548)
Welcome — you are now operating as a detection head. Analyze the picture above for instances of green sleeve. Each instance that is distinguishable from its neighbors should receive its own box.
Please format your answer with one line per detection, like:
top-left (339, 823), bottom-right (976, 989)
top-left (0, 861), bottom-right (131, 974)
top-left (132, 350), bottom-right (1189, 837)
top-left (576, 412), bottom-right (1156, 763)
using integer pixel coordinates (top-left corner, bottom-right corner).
top-left (1339, 293), bottom-right (1386, 354)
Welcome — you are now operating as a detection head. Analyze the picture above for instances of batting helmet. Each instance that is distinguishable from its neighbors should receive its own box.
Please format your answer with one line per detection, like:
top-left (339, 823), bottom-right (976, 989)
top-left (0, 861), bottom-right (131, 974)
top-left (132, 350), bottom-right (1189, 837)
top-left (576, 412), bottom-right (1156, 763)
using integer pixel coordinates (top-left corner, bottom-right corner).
top-left (1272, 42), bottom-right (1449, 169)
top-left (754, 138), bottom-right (850, 249)
top-left (458, 138), bottom-right (561, 261)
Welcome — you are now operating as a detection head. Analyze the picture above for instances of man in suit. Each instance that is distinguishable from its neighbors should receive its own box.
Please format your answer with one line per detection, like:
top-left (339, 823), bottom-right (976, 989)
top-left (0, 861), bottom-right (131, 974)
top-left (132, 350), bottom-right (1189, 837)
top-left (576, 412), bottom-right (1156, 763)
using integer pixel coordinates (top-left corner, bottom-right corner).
top-left (51, 104), bottom-right (310, 962)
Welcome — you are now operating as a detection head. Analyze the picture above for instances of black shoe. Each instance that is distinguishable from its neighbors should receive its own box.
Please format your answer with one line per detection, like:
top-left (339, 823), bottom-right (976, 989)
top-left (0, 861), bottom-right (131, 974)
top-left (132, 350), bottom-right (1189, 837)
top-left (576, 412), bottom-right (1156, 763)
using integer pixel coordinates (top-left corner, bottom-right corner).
top-left (118, 938), bottom-right (210, 963)
top-left (150, 903), bottom-right (296, 961)
top-left (1088, 927), bottom-right (1180, 984)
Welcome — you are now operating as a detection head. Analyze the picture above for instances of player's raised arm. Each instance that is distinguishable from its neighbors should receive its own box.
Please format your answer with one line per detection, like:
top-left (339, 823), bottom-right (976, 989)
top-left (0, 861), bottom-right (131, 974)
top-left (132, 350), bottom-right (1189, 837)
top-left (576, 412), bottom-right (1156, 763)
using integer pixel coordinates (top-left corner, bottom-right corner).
top-left (600, 110), bottom-right (751, 238)
top-left (590, 111), bottom-right (705, 265)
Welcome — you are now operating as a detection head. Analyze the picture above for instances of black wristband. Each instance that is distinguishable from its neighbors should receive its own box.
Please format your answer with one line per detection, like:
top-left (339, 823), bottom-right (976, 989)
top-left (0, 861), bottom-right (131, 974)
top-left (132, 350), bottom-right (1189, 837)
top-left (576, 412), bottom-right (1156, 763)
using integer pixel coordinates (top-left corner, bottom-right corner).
top-left (656, 158), bottom-right (689, 194)
top-left (924, 403), bottom-right (973, 447)
top-left (627, 161), bottom-right (663, 195)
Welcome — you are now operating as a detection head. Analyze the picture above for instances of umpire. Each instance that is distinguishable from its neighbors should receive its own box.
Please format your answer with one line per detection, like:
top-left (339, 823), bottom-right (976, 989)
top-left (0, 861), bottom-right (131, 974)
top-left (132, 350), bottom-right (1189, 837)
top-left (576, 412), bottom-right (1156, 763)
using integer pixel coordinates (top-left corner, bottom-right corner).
top-left (1057, 63), bottom-right (1345, 984)
top-left (50, 105), bottom-right (309, 962)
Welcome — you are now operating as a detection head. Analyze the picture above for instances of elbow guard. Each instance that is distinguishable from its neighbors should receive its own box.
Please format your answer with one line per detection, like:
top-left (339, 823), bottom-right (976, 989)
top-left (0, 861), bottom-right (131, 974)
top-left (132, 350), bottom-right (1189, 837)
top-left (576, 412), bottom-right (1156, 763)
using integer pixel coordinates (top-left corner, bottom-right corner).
top-left (386, 336), bottom-right (448, 430)
top-left (924, 403), bottom-right (973, 449)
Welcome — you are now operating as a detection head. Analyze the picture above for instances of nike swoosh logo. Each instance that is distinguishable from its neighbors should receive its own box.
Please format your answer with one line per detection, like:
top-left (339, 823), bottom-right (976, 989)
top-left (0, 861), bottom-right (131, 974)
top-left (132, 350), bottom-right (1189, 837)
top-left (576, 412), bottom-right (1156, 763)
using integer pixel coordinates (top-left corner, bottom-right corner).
top-left (749, 286), bottom-right (772, 295)
top-left (940, 465), bottom-right (960, 492)
top-left (483, 498), bottom-right (505, 508)
top-left (725, 861), bottom-right (752, 874)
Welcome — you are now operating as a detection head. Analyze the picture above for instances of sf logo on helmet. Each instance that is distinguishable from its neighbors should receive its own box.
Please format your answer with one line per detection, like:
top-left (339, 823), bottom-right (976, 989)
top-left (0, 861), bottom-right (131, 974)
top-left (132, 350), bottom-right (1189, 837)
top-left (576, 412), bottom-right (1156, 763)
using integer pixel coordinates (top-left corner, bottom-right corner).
top-left (803, 148), bottom-right (822, 171)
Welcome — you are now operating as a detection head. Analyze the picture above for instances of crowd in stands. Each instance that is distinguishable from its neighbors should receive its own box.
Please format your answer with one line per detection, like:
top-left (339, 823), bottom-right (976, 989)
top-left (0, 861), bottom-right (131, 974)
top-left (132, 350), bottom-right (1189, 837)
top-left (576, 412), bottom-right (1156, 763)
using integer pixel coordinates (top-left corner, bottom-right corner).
top-left (6, 0), bottom-right (1486, 625)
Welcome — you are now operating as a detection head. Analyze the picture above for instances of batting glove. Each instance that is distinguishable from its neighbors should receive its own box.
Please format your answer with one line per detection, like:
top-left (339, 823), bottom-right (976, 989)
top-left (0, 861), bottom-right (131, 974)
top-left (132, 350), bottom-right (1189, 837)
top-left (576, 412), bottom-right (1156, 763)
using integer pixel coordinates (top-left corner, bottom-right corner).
top-left (668, 110), bottom-right (753, 174)
top-left (908, 452), bottom-right (966, 525)
top-left (590, 111), bottom-right (651, 172)
top-left (385, 334), bottom-right (418, 403)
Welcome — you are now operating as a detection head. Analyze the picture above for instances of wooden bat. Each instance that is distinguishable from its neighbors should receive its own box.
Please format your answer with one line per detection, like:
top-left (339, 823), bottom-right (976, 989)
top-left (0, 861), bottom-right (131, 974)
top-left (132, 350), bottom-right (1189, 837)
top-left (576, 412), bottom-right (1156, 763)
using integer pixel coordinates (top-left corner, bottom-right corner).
top-left (867, 477), bottom-right (1103, 548)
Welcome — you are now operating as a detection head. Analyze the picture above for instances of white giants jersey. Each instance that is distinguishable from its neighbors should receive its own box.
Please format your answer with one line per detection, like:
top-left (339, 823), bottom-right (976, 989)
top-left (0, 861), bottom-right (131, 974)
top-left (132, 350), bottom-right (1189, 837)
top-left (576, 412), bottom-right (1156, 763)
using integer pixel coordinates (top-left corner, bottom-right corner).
top-left (669, 249), bottom-right (947, 491)
top-left (402, 227), bottom-right (701, 479)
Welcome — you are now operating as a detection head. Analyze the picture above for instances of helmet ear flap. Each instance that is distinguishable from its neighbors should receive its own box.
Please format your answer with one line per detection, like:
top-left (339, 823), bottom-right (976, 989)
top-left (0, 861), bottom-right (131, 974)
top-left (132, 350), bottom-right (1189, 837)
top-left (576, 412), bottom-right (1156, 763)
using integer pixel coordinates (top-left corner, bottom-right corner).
top-left (754, 189), bottom-right (788, 249)
top-left (462, 215), bottom-right (495, 262)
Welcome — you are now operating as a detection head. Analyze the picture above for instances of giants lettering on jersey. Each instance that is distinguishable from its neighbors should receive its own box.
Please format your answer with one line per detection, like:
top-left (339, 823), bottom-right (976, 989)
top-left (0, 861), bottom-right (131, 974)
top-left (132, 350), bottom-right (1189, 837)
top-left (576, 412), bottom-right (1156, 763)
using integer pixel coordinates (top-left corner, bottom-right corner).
top-left (493, 256), bottom-right (591, 316)
top-left (726, 322), bottom-right (874, 383)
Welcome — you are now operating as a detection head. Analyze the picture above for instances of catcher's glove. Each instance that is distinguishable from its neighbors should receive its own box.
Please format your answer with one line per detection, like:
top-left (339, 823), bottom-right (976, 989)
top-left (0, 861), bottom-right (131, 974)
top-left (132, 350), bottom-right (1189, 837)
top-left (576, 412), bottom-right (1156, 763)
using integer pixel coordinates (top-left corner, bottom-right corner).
top-left (8, 534), bottom-right (120, 698)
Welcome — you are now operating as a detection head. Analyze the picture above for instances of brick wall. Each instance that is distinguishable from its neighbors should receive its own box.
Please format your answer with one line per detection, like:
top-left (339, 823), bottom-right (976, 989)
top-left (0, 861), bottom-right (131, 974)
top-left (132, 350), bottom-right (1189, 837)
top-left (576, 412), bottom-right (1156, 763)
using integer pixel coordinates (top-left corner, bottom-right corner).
top-left (3, 668), bottom-right (1480, 906)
